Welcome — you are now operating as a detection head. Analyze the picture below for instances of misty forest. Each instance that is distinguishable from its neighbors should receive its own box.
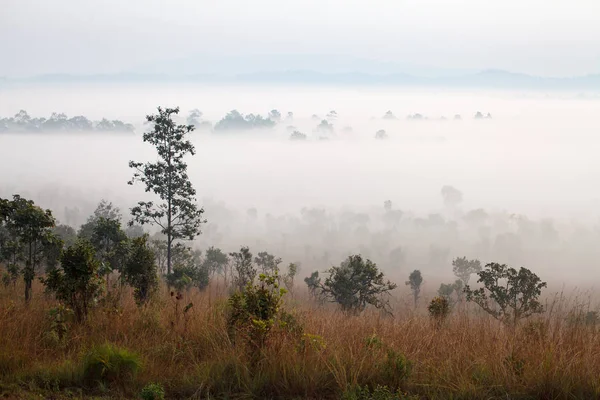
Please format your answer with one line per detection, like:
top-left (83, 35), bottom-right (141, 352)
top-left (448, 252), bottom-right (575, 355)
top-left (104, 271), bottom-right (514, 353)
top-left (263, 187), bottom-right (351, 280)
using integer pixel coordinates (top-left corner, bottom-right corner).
top-left (1, 83), bottom-right (600, 400)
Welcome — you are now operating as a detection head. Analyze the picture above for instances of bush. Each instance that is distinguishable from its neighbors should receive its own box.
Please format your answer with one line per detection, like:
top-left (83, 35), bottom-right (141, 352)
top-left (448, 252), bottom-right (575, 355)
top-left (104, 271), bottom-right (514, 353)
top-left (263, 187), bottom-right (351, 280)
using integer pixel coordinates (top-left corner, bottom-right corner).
top-left (123, 235), bottom-right (159, 305)
top-left (376, 349), bottom-right (412, 389)
top-left (82, 343), bottom-right (142, 387)
top-left (44, 305), bottom-right (74, 347)
top-left (227, 271), bottom-right (288, 351)
top-left (427, 296), bottom-right (450, 327)
top-left (41, 240), bottom-right (104, 323)
top-left (315, 255), bottom-right (397, 315)
top-left (140, 382), bottom-right (165, 400)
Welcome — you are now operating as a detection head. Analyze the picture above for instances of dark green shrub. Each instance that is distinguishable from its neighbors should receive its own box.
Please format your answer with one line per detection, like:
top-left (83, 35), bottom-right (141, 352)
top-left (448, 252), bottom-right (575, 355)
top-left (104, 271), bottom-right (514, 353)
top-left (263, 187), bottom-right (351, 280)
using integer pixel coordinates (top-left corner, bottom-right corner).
top-left (123, 235), bottom-right (159, 305)
top-left (82, 343), bottom-right (142, 387)
top-left (427, 296), bottom-right (450, 327)
top-left (254, 251), bottom-right (281, 275)
top-left (41, 240), bottom-right (104, 323)
top-left (140, 382), bottom-right (165, 400)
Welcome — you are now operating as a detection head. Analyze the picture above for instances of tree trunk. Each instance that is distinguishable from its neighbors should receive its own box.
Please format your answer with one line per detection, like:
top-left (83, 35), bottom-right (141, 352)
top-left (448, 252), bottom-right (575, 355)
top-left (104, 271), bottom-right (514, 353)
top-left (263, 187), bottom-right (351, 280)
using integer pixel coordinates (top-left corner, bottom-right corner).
top-left (167, 234), bottom-right (172, 276)
top-left (25, 278), bottom-right (32, 302)
top-left (25, 241), bottom-right (33, 303)
top-left (167, 144), bottom-right (173, 276)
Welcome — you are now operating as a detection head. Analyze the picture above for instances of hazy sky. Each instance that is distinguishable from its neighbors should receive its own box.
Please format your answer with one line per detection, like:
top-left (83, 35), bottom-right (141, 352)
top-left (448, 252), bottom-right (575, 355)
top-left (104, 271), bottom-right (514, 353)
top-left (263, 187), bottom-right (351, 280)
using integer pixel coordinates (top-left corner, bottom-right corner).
top-left (1, 0), bottom-right (599, 77)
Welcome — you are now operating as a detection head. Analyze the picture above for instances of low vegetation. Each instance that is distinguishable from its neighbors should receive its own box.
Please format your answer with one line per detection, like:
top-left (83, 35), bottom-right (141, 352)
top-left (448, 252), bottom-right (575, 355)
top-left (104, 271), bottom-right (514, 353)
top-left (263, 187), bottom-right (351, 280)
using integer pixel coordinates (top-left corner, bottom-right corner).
top-left (1, 275), bottom-right (599, 399)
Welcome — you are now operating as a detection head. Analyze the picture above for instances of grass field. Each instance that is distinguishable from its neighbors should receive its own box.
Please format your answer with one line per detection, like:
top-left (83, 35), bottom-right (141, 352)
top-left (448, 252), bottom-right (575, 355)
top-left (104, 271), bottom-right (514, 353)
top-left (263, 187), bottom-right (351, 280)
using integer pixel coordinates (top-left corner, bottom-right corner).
top-left (1, 279), bottom-right (599, 400)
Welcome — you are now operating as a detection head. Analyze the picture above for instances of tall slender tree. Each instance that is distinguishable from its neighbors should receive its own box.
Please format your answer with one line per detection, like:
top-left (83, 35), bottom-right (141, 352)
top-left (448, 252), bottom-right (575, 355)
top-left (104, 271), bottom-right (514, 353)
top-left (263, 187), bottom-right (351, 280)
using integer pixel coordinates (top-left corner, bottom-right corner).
top-left (128, 107), bottom-right (205, 275)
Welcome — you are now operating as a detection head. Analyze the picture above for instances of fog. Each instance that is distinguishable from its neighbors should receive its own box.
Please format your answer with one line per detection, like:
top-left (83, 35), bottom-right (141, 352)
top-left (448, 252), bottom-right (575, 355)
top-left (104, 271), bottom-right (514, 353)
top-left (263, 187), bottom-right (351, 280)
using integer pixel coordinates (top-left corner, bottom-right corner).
top-left (1, 83), bottom-right (600, 289)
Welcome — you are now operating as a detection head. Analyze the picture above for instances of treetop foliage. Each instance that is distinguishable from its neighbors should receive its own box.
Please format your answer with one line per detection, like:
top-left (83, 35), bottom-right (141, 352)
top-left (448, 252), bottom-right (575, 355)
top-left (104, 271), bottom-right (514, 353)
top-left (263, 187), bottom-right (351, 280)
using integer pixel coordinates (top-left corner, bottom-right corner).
top-left (42, 239), bottom-right (103, 322)
top-left (214, 110), bottom-right (276, 131)
top-left (0, 110), bottom-right (134, 133)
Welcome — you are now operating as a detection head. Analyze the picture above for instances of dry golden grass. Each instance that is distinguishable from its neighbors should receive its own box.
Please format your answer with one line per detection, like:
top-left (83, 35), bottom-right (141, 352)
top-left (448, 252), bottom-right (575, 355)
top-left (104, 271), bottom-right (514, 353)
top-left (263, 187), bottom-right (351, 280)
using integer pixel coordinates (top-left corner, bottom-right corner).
top-left (1, 279), bottom-right (600, 399)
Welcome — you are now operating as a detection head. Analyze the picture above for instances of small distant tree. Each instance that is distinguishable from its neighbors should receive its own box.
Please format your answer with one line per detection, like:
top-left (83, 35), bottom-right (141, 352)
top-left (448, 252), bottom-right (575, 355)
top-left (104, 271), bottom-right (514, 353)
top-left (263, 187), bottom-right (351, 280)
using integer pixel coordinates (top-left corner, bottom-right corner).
top-left (268, 109), bottom-right (281, 122)
top-left (283, 262), bottom-right (299, 297)
top-left (438, 279), bottom-right (463, 305)
top-left (78, 200), bottom-right (121, 240)
top-left (464, 262), bottom-right (547, 326)
top-left (405, 270), bottom-right (423, 309)
top-left (122, 235), bottom-right (158, 305)
top-left (229, 247), bottom-right (256, 291)
top-left (316, 119), bottom-right (333, 133)
top-left (128, 107), bottom-right (206, 276)
top-left (290, 130), bottom-right (307, 141)
top-left (317, 255), bottom-right (397, 315)
top-left (203, 246), bottom-right (229, 279)
top-left (42, 240), bottom-right (103, 322)
top-left (375, 129), bottom-right (388, 139)
top-left (53, 224), bottom-right (77, 247)
top-left (254, 251), bottom-right (282, 275)
top-left (452, 256), bottom-right (482, 285)
top-left (440, 185), bottom-right (463, 208)
top-left (186, 109), bottom-right (203, 126)
top-left (383, 200), bottom-right (392, 212)
top-left (383, 110), bottom-right (396, 120)
top-left (388, 246), bottom-right (405, 269)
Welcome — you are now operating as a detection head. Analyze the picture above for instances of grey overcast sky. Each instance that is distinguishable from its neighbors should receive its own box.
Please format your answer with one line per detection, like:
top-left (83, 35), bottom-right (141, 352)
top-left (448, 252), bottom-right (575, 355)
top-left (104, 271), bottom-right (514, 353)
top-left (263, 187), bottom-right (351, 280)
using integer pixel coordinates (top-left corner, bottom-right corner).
top-left (1, 0), bottom-right (599, 77)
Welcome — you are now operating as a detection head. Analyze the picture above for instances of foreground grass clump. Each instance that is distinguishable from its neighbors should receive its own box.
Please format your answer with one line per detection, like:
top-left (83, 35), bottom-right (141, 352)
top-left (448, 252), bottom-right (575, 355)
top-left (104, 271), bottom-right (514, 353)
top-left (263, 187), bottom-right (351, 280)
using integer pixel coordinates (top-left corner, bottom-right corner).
top-left (1, 280), bottom-right (600, 399)
top-left (82, 343), bottom-right (142, 387)
top-left (140, 382), bottom-right (165, 400)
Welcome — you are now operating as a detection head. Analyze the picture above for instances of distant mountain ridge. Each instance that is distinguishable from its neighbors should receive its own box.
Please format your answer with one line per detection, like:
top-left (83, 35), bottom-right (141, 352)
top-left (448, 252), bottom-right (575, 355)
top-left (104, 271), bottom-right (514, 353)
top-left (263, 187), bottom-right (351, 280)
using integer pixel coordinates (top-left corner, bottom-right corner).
top-left (3, 69), bottom-right (600, 90)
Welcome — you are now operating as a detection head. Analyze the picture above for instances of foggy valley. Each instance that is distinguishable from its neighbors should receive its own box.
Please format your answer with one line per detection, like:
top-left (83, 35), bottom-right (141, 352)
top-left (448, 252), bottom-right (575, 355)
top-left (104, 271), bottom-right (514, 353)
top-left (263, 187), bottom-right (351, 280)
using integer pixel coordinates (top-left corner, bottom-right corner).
top-left (2, 84), bottom-right (599, 290)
